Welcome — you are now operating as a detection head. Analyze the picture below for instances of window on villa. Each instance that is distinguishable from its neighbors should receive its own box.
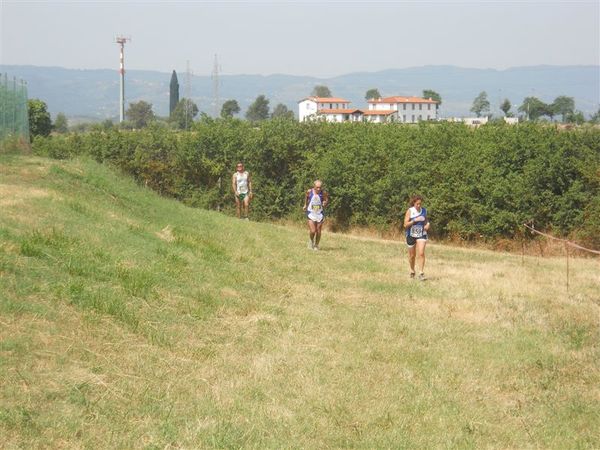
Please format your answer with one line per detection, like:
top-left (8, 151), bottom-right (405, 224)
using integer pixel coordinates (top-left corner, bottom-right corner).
top-left (419, 115), bottom-right (422, 121)
top-left (412, 104), bottom-right (415, 110)
top-left (412, 115), bottom-right (415, 122)
top-left (403, 115), bottom-right (406, 122)
top-left (403, 104), bottom-right (406, 110)
top-left (428, 104), bottom-right (431, 110)
top-left (419, 104), bottom-right (422, 110)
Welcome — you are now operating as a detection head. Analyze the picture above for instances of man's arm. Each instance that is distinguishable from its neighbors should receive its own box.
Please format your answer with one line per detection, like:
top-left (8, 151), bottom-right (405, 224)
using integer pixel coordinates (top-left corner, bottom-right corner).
top-left (248, 173), bottom-right (253, 197)
top-left (231, 174), bottom-right (237, 196)
top-left (302, 190), bottom-right (309, 211)
top-left (323, 191), bottom-right (329, 208)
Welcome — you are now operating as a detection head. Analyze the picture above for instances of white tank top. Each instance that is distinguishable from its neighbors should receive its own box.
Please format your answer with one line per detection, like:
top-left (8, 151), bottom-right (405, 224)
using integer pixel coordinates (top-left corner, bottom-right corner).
top-left (235, 171), bottom-right (249, 194)
top-left (307, 190), bottom-right (324, 221)
top-left (408, 206), bottom-right (427, 238)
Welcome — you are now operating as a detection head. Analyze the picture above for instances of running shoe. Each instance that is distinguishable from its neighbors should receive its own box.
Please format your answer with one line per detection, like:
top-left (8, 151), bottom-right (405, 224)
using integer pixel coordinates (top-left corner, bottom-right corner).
top-left (418, 272), bottom-right (427, 281)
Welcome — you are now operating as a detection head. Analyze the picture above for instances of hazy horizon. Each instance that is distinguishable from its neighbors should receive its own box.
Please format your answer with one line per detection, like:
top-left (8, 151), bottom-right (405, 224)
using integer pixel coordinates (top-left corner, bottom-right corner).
top-left (1, 1), bottom-right (598, 78)
top-left (3, 62), bottom-right (600, 80)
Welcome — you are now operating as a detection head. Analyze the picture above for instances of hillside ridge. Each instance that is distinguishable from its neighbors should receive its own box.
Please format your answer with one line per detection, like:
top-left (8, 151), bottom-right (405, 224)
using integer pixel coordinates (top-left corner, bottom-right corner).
top-left (2, 63), bottom-right (598, 119)
top-left (1, 153), bottom-right (598, 448)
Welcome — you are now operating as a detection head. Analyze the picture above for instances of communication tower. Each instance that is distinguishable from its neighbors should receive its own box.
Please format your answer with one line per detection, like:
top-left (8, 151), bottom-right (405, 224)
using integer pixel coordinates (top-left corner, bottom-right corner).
top-left (115, 36), bottom-right (131, 123)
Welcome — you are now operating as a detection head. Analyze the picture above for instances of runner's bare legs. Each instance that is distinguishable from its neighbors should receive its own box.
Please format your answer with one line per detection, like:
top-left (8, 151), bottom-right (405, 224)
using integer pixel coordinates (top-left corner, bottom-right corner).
top-left (408, 245), bottom-right (416, 275)
top-left (308, 220), bottom-right (317, 247)
top-left (242, 195), bottom-right (250, 219)
top-left (315, 221), bottom-right (323, 248)
top-left (416, 240), bottom-right (427, 274)
top-left (234, 196), bottom-right (241, 219)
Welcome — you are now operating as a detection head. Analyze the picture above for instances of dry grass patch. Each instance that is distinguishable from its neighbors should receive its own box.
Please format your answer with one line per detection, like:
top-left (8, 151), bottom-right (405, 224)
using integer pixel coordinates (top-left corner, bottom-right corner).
top-left (0, 183), bottom-right (53, 207)
top-left (1, 155), bottom-right (599, 448)
top-left (155, 224), bottom-right (175, 242)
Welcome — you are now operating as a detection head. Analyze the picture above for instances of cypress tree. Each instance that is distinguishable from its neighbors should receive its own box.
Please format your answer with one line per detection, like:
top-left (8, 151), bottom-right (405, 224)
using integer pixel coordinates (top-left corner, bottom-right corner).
top-left (169, 70), bottom-right (179, 117)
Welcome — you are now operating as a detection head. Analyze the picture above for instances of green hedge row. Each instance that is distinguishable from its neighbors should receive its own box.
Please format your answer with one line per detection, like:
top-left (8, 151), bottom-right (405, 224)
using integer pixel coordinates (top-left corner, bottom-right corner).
top-left (32, 119), bottom-right (600, 247)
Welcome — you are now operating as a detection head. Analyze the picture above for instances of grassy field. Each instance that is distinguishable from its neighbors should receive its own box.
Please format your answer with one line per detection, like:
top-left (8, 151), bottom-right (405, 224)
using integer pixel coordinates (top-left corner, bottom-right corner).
top-left (1, 153), bottom-right (599, 449)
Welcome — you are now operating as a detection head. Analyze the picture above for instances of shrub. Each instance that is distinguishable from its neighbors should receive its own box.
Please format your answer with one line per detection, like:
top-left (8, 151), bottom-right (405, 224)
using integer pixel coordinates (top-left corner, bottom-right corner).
top-left (31, 121), bottom-right (600, 246)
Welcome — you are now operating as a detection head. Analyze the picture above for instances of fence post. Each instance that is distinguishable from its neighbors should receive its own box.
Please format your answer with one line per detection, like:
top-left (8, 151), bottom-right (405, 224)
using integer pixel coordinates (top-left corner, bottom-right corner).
top-left (520, 234), bottom-right (525, 266)
top-left (565, 242), bottom-right (569, 293)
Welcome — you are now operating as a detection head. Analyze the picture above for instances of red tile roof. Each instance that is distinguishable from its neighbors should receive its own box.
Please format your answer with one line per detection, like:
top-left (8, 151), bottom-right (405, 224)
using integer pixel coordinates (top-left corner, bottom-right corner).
top-left (317, 108), bottom-right (363, 114)
top-left (361, 110), bottom-right (397, 115)
top-left (300, 96), bottom-right (351, 103)
top-left (368, 96), bottom-right (438, 104)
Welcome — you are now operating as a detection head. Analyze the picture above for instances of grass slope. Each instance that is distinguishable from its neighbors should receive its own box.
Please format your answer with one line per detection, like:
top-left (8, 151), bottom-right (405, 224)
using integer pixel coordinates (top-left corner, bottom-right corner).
top-left (1, 154), bottom-right (599, 449)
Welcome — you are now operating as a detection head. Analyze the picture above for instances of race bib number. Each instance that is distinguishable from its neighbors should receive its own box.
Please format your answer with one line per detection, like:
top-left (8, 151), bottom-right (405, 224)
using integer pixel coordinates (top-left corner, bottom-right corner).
top-left (312, 204), bottom-right (322, 212)
top-left (410, 224), bottom-right (424, 238)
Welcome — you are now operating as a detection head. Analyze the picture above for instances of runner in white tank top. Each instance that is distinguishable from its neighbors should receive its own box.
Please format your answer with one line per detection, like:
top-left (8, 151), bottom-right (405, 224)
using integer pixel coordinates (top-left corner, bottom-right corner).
top-left (403, 195), bottom-right (430, 280)
top-left (231, 162), bottom-right (253, 219)
top-left (235, 171), bottom-right (249, 196)
top-left (306, 189), bottom-right (324, 222)
top-left (303, 180), bottom-right (329, 250)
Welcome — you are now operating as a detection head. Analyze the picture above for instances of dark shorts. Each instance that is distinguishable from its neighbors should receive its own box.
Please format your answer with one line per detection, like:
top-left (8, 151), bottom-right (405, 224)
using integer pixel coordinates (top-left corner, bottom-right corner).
top-left (237, 193), bottom-right (248, 201)
top-left (406, 235), bottom-right (428, 247)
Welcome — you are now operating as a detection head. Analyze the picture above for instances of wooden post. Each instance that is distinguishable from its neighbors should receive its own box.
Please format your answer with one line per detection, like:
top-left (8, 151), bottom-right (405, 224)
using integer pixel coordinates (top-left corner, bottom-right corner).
top-left (565, 242), bottom-right (569, 293)
top-left (521, 236), bottom-right (525, 266)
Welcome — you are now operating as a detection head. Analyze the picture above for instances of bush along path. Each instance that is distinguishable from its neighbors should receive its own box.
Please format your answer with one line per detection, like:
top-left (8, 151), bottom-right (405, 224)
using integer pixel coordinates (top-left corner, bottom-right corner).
top-left (31, 120), bottom-right (600, 248)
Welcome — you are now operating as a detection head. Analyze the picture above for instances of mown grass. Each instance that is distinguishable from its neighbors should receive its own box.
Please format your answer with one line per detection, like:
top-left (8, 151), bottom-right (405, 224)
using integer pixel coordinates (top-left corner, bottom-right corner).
top-left (1, 154), bottom-right (599, 449)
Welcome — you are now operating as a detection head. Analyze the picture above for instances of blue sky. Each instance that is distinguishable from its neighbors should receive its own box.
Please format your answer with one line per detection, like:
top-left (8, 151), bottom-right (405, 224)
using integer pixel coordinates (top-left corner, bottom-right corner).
top-left (1, 0), bottom-right (599, 77)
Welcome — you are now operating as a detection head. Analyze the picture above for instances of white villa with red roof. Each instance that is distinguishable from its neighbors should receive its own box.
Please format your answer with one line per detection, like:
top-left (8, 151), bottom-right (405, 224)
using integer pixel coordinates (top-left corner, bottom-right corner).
top-left (298, 97), bottom-right (361, 122)
top-left (367, 96), bottom-right (439, 123)
top-left (298, 95), bottom-right (439, 123)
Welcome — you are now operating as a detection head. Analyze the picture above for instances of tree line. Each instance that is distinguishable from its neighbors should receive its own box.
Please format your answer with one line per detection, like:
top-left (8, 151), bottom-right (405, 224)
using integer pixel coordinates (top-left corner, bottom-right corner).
top-left (31, 119), bottom-right (600, 249)
top-left (470, 91), bottom-right (594, 123)
top-left (27, 78), bottom-right (599, 138)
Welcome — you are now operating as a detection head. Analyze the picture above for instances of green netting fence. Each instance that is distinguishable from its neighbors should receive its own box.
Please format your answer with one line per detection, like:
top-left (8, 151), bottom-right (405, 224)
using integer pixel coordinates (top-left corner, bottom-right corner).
top-left (0, 73), bottom-right (30, 143)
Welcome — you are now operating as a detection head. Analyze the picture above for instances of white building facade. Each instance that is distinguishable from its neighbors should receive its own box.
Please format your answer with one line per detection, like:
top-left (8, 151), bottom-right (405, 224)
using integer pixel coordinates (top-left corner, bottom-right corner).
top-left (367, 96), bottom-right (439, 123)
top-left (298, 97), bottom-right (353, 122)
top-left (298, 95), bottom-right (439, 123)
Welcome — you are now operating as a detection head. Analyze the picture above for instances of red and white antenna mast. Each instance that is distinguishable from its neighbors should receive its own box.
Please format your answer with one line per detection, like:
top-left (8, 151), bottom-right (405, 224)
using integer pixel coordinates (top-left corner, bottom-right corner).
top-left (115, 36), bottom-right (131, 123)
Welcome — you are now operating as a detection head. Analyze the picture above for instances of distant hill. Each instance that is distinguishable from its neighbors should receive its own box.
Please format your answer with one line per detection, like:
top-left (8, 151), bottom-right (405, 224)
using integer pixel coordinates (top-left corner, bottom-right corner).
top-left (1, 64), bottom-right (598, 120)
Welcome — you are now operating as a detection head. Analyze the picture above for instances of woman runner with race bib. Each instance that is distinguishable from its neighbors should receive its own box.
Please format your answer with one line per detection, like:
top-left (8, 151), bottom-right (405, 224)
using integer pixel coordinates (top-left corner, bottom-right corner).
top-left (403, 195), bottom-right (430, 280)
top-left (303, 180), bottom-right (329, 251)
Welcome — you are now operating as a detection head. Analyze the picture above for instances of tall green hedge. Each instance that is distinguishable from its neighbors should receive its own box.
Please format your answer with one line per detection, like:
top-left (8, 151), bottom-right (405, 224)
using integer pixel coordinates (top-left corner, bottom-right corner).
top-left (32, 120), bottom-right (600, 247)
